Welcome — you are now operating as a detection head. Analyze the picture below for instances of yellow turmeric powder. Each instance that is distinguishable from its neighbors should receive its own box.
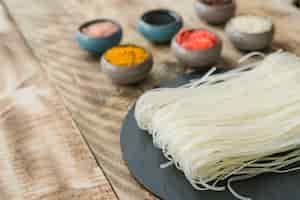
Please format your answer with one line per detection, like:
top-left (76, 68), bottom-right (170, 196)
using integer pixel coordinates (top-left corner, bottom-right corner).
top-left (104, 45), bottom-right (149, 66)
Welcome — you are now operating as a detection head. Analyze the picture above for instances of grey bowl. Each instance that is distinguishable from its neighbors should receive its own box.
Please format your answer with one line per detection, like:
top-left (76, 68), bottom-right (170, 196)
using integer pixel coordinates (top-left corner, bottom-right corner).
top-left (171, 31), bottom-right (222, 68)
top-left (101, 46), bottom-right (153, 85)
top-left (194, 0), bottom-right (236, 25)
top-left (225, 18), bottom-right (274, 51)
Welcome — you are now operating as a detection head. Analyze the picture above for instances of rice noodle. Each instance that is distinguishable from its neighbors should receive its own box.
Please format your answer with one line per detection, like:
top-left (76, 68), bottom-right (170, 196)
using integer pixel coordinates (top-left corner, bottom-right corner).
top-left (134, 52), bottom-right (300, 200)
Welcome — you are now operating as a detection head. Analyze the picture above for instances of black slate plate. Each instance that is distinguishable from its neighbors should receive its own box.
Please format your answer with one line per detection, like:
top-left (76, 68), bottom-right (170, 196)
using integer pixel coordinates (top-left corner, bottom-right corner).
top-left (120, 73), bottom-right (300, 200)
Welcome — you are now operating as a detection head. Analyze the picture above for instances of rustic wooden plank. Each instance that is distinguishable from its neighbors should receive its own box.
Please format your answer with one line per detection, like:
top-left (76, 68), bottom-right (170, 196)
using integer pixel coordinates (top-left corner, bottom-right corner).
top-left (0, 1), bottom-right (117, 199)
top-left (3, 0), bottom-right (300, 199)
top-left (2, 1), bottom-right (158, 199)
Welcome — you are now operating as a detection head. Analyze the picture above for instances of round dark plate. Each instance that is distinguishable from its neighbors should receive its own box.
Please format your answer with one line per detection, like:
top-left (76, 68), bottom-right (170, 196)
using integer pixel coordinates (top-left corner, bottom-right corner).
top-left (120, 73), bottom-right (300, 200)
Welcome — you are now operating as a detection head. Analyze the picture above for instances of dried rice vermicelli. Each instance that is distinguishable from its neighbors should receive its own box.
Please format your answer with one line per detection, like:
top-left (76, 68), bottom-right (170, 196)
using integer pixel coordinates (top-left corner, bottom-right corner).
top-left (135, 52), bottom-right (300, 200)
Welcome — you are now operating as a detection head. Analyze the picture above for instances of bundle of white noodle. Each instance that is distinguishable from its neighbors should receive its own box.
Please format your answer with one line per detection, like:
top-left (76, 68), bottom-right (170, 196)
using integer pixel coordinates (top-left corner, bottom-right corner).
top-left (134, 52), bottom-right (300, 200)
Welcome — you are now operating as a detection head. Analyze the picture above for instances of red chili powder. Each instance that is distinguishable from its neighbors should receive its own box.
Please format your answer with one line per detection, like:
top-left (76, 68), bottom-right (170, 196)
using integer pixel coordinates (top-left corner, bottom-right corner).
top-left (81, 21), bottom-right (118, 38)
top-left (176, 29), bottom-right (218, 51)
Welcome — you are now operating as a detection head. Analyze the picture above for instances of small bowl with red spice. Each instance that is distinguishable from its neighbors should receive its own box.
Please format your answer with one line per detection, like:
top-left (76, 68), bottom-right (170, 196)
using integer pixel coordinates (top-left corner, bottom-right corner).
top-left (195, 0), bottom-right (236, 25)
top-left (171, 29), bottom-right (222, 68)
top-left (75, 19), bottom-right (122, 54)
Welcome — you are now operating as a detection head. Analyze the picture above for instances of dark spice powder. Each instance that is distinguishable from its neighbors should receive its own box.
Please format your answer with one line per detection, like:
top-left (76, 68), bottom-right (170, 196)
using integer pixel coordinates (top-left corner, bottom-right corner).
top-left (202, 0), bottom-right (232, 5)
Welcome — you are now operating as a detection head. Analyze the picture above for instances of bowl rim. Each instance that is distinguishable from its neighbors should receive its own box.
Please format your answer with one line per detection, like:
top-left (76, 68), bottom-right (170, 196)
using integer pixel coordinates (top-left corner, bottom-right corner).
top-left (77, 18), bottom-right (122, 40)
top-left (140, 9), bottom-right (182, 28)
top-left (225, 15), bottom-right (274, 36)
top-left (195, 0), bottom-right (236, 8)
top-left (172, 28), bottom-right (222, 53)
top-left (101, 44), bottom-right (153, 70)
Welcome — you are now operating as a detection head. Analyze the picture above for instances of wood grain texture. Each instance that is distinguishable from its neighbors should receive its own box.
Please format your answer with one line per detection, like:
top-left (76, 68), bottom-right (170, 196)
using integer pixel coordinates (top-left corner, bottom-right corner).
top-left (0, 1), bottom-right (117, 199)
top-left (3, 0), bottom-right (300, 199)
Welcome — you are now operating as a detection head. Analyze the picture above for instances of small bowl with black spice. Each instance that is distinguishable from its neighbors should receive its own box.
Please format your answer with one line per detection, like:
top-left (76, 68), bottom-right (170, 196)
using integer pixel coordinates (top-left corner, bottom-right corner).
top-left (138, 9), bottom-right (183, 43)
top-left (75, 19), bottom-right (122, 54)
top-left (171, 29), bottom-right (222, 68)
top-left (101, 45), bottom-right (153, 85)
top-left (195, 0), bottom-right (236, 25)
top-left (225, 15), bottom-right (274, 51)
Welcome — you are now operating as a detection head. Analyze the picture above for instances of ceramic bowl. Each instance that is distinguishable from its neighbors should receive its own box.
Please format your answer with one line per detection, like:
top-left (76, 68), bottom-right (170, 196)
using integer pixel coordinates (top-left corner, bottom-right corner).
top-left (75, 19), bottom-right (122, 54)
top-left (138, 9), bottom-right (183, 43)
top-left (171, 30), bottom-right (222, 68)
top-left (194, 0), bottom-right (236, 25)
top-left (225, 17), bottom-right (274, 51)
top-left (101, 45), bottom-right (153, 84)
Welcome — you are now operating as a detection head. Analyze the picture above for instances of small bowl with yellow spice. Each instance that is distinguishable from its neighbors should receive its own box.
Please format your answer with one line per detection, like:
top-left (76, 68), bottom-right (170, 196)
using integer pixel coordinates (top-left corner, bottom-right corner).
top-left (101, 45), bottom-right (153, 85)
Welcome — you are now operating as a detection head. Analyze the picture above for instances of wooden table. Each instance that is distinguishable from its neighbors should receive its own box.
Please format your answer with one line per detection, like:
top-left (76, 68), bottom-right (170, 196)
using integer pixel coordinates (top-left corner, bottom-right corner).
top-left (1, 0), bottom-right (300, 199)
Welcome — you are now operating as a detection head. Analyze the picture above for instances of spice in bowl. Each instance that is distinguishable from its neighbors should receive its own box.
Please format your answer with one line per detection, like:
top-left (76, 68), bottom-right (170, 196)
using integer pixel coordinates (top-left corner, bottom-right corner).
top-left (171, 29), bottom-right (222, 68)
top-left (194, 0), bottom-right (236, 25)
top-left (138, 9), bottom-right (183, 43)
top-left (202, 0), bottom-right (232, 5)
top-left (176, 29), bottom-right (218, 50)
top-left (75, 19), bottom-right (122, 54)
top-left (81, 21), bottom-right (119, 38)
top-left (228, 15), bottom-right (272, 34)
top-left (225, 15), bottom-right (274, 51)
top-left (104, 45), bottom-right (149, 66)
top-left (101, 45), bottom-right (153, 84)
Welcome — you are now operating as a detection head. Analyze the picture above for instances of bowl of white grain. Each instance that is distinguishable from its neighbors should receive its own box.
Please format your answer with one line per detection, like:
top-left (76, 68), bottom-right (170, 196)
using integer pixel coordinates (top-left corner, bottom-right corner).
top-left (225, 15), bottom-right (274, 51)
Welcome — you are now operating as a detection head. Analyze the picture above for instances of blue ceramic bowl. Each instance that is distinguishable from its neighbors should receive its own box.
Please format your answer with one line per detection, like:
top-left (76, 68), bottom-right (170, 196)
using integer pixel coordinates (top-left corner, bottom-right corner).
top-left (75, 19), bottom-right (122, 54)
top-left (138, 9), bottom-right (183, 44)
